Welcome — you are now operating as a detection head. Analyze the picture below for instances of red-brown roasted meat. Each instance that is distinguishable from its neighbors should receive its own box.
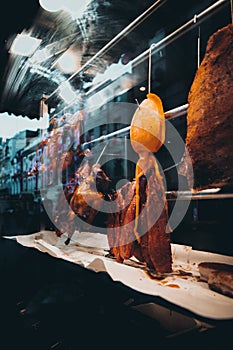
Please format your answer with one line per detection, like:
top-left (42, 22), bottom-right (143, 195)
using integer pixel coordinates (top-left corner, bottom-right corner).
top-left (107, 168), bottom-right (172, 273)
top-left (54, 163), bottom-right (114, 244)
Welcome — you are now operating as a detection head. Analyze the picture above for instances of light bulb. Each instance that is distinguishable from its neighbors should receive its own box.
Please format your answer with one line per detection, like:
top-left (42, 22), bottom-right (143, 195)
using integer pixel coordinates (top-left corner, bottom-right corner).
top-left (39, 0), bottom-right (63, 13)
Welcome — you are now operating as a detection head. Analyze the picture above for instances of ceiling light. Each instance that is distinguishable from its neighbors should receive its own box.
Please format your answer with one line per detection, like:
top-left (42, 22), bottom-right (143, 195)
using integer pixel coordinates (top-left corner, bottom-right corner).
top-left (9, 34), bottom-right (42, 56)
top-left (57, 51), bottom-right (78, 73)
top-left (39, 0), bottom-right (91, 16)
top-left (64, 0), bottom-right (91, 18)
top-left (39, 0), bottom-right (63, 12)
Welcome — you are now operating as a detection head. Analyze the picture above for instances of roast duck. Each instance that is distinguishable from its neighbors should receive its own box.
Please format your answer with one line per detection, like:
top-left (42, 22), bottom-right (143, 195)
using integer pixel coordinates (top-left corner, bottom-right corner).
top-left (55, 93), bottom-right (172, 273)
top-left (54, 162), bottom-right (114, 245)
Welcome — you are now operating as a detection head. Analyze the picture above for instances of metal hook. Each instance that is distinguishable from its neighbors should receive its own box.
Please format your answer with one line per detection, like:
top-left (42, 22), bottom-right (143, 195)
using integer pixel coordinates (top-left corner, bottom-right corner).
top-left (148, 43), bottom-right (156, 93)
top-left (194, 14), bottom-right (201, 68)
top-left (135, 98), bottom-right (140, 109)
top-left (231, 0), bottom-right (233, 23)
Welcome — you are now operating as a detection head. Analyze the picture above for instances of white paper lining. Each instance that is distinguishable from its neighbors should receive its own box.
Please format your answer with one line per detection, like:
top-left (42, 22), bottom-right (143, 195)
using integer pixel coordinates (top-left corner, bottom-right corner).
top-left (4, 230), bottom-right (233, 320)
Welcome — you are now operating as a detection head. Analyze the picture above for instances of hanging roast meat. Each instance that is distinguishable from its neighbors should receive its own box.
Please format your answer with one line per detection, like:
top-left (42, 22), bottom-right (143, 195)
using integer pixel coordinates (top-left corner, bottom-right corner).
top-left (107, 168), bottom-right (172, 273)
top-left (54, 162), bottom-right (114, 244)
top-left (55, 94), bottom-right (172, 273)
top-left (107, 93), bottom-right (172, 273)
top-left (185, 24), bottom-right (233, 190)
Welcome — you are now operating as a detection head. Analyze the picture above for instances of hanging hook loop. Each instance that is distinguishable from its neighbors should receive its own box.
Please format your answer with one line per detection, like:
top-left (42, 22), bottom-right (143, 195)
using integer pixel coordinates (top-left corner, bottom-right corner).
top-left (148, 43), bottom-right (156, 93)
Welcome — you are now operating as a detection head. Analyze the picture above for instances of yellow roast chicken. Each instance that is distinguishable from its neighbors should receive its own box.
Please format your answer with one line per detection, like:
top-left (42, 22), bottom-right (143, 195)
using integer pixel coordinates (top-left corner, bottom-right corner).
top-left (130, 93), bottom-right (165, 155)
top-left (130, 93), bottom-right (166, 243)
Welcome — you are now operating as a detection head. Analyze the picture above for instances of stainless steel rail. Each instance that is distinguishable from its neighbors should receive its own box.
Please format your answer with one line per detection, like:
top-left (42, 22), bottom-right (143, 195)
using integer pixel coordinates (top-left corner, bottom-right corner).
top-left (46, 0), bottom-right (229, 127)
top-left (47, 0), bottom-right (228, 119)
top-left (45, 0), bottom-right (167, 102)
top-left (82, 103), bottom-right (188, 147)
top-left (131, 0), bottom-right (228, 69)
top-left (85, 0), bottom-right (228, 101)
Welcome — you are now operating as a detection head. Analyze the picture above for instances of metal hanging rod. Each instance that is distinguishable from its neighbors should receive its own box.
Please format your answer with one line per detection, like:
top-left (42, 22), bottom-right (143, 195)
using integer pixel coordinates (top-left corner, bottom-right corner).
top-left (130, 0), bottom-right (228, 69)
top-left (164, 103), bottom-right (188, 119)
top-left (84, 0), bottom-right (228, 100)
top-left (47, 0), bottom-right (228, 118)
top-left (82, 103), bottom-right (188, 147)
top-left (45, 0), bottom-right (167, 103)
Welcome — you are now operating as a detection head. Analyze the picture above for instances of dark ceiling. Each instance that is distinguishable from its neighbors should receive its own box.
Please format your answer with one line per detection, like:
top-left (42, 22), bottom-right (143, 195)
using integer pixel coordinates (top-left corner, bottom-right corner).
top-left (0, 0), bottom-right (158, 118)
top-left (0, 0), bottom-right (231, 120)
